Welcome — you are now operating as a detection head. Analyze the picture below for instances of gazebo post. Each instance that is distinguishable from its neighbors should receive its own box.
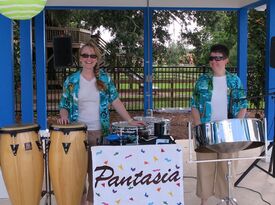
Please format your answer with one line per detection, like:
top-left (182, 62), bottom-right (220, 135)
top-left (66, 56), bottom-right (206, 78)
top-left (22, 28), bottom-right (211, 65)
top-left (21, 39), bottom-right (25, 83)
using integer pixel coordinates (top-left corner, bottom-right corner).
top-left (20, 19), bottom-right (34, 123)
top-left (0, 14), bottom-right (15, 127)
top-left (35, 11), bottom-right (48, 130)
top-left (265, 0), bottom-right (275, 141)
top-left (237, 7), bottom-right (248, 90)
top-left (143, 4), bottom-right (153, 116)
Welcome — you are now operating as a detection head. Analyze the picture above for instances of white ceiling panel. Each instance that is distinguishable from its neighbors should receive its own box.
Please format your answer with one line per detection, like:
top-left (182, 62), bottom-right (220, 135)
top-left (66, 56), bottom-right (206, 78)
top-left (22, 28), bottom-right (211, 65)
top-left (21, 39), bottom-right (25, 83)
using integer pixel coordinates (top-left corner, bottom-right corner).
top-left (46, 0), bottom-right (261, 9)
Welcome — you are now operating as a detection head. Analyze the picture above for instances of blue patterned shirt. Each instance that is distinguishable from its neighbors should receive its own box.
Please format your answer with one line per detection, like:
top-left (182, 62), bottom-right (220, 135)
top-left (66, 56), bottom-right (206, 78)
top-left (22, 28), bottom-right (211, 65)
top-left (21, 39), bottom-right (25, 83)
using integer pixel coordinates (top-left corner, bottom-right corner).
top-left (191, 71), bottom-right (248, 123)
top-left (59, 69), bottom-right (119, 136)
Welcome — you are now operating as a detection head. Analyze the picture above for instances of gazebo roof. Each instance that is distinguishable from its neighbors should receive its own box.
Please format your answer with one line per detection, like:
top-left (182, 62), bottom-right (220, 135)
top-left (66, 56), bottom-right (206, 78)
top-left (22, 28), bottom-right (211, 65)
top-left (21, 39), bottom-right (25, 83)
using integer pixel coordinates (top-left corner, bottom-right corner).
top-left (46, 0), bottom-right (263, 9)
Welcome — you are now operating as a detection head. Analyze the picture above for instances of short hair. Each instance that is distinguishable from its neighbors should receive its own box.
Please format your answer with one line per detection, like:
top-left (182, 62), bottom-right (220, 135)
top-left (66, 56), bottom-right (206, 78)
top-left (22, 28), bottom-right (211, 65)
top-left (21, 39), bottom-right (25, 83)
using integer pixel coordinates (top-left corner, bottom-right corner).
top-left (210, 44), bottom-right (229, 58)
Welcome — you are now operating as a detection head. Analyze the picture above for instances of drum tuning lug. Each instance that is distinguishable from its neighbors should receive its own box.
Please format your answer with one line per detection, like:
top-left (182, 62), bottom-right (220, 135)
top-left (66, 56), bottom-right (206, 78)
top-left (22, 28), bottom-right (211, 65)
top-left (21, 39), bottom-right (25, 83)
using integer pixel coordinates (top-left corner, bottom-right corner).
top-left (35, 140), bottom-right (43, 151)
top-left (24, 142), bottom-right (32, 151)
top-left (84, 140), bottom-right (89, 151)
top-left (62, 143), bottom-right (71, 154)
top-left (10, 144), bottom-right (19, 156)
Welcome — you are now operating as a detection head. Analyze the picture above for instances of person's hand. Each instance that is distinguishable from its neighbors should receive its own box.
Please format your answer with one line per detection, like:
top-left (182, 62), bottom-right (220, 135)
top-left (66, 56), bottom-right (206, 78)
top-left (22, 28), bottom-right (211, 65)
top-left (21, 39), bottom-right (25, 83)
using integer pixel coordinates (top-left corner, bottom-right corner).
top-left (128, 119), bottom-right (146, 127)
top-left (57, 109), bottom-right (69, 125)
top-left (57, 116), bottom-right (69, 125)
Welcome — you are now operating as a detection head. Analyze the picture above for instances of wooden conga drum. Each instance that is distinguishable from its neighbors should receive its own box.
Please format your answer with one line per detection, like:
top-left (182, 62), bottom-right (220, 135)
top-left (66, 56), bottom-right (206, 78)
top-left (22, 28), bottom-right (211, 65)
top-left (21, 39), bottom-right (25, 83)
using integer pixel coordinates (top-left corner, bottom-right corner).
top-left (49, 123), bottom-right (88, 205)
top-left (0, 124), bottom-right (43, 205)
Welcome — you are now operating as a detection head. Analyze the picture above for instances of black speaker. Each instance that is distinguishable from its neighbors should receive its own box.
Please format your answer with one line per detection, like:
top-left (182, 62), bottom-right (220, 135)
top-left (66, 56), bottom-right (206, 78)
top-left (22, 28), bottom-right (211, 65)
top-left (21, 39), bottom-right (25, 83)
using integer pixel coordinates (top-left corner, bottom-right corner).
top-left (271, 36), bottom-right (275, 68)
top-left (53, 36), bottom-right (73, 67)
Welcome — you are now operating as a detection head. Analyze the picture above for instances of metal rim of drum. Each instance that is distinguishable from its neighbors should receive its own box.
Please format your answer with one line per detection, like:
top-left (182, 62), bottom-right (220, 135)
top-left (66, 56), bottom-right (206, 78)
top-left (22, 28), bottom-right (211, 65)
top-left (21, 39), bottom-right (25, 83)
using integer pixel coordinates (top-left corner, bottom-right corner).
top-left (49, 123), bottom-right (87, 134)
top-left (112, 121), bottom-right (138, 129)
top-left (0, 124), bottom-right (40, 134)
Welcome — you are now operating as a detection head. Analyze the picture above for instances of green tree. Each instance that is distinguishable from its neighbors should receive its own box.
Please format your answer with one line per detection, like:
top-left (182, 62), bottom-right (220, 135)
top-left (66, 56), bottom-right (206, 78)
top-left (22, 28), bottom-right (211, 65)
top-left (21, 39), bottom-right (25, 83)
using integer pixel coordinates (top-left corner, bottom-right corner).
top-left (180, 11), bottom-right (238, 65)
top-left (160, 41), bottom-right (186, 65)
top-left (45, 10), bottom-right (187, 66)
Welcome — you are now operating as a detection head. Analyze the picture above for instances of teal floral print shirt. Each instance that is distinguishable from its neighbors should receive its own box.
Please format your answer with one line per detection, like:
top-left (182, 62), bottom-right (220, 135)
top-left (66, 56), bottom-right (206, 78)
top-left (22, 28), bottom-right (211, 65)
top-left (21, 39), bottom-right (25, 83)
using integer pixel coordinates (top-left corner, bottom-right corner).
top-left (59, 69), bottom-right (119, 136)
top-left (191, 71), bottom-right (248, 123)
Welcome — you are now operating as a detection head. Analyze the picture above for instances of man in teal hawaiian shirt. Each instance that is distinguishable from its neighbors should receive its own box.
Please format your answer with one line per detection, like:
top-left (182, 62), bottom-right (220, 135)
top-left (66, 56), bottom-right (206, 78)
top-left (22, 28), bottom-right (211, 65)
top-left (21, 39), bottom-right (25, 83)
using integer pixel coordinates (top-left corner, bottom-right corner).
top-left (190, 44), bottom-right (248, 205)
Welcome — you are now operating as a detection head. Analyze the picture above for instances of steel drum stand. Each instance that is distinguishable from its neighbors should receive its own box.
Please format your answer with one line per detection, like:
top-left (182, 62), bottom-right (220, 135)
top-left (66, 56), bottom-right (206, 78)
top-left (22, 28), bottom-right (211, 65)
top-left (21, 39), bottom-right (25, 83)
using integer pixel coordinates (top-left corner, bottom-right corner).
top-left (217, 160), bottom-right (238, 205)
top-left (40, 130), bottom-right (53, 205)
top-left (235, 97), bottom-right (275, 186)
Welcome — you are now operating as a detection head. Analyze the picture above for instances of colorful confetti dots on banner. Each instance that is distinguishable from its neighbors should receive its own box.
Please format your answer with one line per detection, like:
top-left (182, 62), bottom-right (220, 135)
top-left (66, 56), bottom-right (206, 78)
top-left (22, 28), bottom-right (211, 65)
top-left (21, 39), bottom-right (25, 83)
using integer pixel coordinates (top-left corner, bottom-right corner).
top-left (0, 0), bottom-right (47, 20)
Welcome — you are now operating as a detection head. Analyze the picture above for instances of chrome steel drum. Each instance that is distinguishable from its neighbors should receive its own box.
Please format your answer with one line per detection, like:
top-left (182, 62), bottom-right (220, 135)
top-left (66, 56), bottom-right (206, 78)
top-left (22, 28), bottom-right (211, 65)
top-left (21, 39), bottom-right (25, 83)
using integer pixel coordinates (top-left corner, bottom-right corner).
top-left (133, 116), bottom-right (170, 136)
top-left (193, 118), bottom-right (265, 153)
top-left (111, 121), bottom-right (139, 144)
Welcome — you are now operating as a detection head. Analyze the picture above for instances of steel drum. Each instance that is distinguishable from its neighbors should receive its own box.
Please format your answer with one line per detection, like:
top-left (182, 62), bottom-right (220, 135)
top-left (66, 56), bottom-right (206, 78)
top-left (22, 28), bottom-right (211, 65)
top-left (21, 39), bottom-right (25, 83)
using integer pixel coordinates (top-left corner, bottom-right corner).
top-left (111, 121), bottom-right (139, 144)
top-left (133, 116), bottom-right (170, 136)
top-left (193, 118), bottom-right (265, 153)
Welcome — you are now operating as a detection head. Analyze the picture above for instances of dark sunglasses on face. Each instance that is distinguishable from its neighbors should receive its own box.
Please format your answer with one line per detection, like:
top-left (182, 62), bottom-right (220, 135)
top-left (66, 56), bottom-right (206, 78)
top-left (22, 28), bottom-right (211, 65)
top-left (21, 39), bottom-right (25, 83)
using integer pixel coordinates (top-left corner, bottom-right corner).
top-left (80, 53), bottom-right (97, 59)
top-left (209, 56), bottom-right (225, 61)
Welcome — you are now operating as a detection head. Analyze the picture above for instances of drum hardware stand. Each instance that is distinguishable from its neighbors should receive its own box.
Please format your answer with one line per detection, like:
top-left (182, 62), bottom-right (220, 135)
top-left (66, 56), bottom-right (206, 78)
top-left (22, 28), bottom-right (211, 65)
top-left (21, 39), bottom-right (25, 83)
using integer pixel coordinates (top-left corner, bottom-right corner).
top-left (39, 130), bottom-right (53, 205)
top-left (234, 96), bottom-right (275, 187)
top-left (217, 160), bottom-right (238, 205)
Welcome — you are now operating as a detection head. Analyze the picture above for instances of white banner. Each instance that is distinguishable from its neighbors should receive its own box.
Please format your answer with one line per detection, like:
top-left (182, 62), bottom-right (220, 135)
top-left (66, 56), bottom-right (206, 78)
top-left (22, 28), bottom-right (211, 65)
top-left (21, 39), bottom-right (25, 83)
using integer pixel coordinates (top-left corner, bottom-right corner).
top-left (92, 144), bottom-right (184, 205)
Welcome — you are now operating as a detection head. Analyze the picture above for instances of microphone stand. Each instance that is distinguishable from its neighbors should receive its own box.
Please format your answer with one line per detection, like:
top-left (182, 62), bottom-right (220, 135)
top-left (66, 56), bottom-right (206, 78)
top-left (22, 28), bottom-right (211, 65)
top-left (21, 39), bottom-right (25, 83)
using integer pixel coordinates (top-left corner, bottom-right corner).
top-left (234, 93), bottom-right (275, 187)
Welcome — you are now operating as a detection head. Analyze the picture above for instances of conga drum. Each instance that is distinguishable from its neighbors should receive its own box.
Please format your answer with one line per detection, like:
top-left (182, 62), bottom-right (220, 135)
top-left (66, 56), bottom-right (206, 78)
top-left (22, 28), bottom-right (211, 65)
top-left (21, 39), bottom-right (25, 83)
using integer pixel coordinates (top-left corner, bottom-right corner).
top-left (49, 123), bottom-right (88, 205)
top-left (0, 124), bottom-right (43, 205)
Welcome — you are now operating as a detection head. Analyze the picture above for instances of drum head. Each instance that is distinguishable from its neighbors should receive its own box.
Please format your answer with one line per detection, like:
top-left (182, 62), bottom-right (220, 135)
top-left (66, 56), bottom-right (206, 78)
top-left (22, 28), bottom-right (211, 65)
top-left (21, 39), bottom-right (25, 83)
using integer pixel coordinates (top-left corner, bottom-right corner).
top-left (112, 121), bottom-right (137, 129)
top-left (0, 124), bottom-right (40, 134)
top-left (111, 121), bottom-right (138, 145)
top-left (49, 123), bottom-right (87, 134)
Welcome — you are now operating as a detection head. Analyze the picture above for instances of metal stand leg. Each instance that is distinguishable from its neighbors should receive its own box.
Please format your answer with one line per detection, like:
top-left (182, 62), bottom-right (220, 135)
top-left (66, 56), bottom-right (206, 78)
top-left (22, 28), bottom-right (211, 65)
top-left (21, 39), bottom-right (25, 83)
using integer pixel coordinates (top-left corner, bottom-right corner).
top-left (40, 133), bottom-right (53, 205)
top-left (268, 140), bottom-right (275, 176)
top-left (217, 161), bottom-right (238, 205)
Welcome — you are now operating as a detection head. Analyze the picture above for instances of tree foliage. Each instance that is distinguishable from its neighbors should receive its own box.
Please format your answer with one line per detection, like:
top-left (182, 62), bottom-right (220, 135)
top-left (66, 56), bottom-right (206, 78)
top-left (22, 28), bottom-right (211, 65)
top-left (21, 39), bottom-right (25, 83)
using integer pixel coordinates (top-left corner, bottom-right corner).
top-left (180, 11), bottom-right (238, 65)
top-left (46, 10), bottom-right (187, 66)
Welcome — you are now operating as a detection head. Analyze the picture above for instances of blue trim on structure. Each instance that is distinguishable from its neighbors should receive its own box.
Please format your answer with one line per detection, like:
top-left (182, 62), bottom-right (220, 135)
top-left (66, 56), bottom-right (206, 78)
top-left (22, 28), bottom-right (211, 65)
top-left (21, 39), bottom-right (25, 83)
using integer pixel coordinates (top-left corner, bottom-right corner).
top-left (150, 7), bottom-right (237, 11)
top-left (35, 11), bottom-right (47, 130)
top-left (143, 7), bottom-right (153, 116)
top-left (0, 15), bottom-right (14, 127)
top-left (45, 5), bottom-right (239, 11)
top-left (242, 0), bottom-right (267, 10)
top-left (20, 20), bottom-right (34, 123)
top-left (265, 0), bottom-right (275, 141)
top-left (237, 8), bottom-right (248, 90)
top-left (46, 6), bottom-right (144, 10)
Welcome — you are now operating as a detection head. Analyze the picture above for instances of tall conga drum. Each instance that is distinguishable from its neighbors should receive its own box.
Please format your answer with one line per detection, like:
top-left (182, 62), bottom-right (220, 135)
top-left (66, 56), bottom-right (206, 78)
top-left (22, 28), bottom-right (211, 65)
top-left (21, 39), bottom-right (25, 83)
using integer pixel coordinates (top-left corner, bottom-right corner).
top-left (0, 124), bottom-right (43, 205)
top-left (49, 123), bottom-right (88, 205)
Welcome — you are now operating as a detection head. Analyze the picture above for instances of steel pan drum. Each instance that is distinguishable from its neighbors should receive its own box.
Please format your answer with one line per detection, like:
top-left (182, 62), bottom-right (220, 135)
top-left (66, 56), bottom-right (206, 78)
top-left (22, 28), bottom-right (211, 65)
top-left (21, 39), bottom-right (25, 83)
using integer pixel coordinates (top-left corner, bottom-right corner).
top-left (133, 116), bottom-right (170, 136)
top-left (194, 118), bottom-right (265, 153)
top-left (111, 121), bottom-right (139, 144)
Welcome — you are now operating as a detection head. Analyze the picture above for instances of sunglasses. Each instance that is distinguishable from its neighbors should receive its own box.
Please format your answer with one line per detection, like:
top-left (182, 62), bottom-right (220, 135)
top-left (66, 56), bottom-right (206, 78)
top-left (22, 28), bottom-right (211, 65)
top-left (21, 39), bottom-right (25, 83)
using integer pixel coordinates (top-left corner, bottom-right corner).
top-left (209, 56), bottom-right (225, 61)
top-left (80, 53), bottom-right (97, 59)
